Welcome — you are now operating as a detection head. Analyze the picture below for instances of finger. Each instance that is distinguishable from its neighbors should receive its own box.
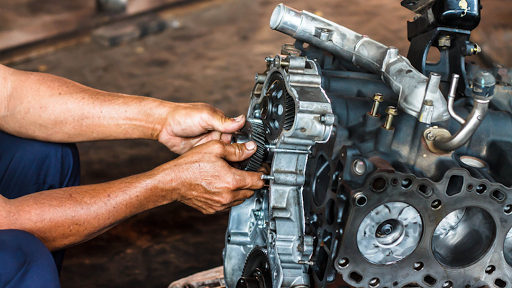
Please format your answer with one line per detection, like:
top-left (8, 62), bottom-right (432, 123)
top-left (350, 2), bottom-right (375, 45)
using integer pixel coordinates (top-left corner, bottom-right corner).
top-left (221, 133), bottom-right (233, 144)
top-left (232, 170), bottom-right (265, 190)
top-left (231, 189), bottom-right (256, 202)
top-left (204, 111), bottom-right (245, 134)
top-left (221, 142), bottom-right (257, 162)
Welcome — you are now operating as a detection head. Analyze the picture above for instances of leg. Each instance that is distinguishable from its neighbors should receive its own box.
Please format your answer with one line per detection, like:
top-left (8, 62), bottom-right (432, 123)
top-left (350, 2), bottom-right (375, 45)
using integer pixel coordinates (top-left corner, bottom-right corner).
top-left (0, 230), bottom-right (61, 288)
top-left (0, 131), bottom-right (81, 272)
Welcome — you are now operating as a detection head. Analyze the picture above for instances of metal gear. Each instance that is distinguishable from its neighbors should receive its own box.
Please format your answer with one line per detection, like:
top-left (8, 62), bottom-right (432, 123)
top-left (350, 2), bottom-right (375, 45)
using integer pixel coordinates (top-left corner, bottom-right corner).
top-left (231, 118), bottom-right (267, 172)
top-left (260, 73), bottom-right (295, 141)
top-left (236, 247), bottom-right (272, 288)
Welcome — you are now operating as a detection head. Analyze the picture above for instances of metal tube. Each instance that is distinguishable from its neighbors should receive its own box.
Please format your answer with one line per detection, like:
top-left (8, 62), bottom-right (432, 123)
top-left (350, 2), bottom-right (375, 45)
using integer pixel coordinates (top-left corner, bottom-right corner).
top-left (447, 74), bottom-right (466, 125)
top-left (433, 98), bottom-right (490, 151)
top-left (270, 4), bottom-right (450, 122)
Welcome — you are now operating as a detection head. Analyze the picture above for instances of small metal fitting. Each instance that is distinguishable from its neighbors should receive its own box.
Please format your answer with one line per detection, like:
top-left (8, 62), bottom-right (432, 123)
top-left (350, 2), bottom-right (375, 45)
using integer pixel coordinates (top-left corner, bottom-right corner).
top-left (274, 55), bottom-right (289, 67)
top-left (261, 175), bottom-right (275, 181)
top-left (320, 113), bottom-right (335, 125)
top-left (384, 106), bottom-right (398, 130)
top-left (438, 35), bottom-right (451, 48)
top-left (370, 93), bottom-right (384, 117)
top-left (255, 73), bottom-right (266, 84)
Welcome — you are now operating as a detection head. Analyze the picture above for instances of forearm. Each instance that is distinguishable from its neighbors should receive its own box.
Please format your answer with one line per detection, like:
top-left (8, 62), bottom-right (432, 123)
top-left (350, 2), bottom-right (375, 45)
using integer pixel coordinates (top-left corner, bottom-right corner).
top-left (0, 169), bottom-right (172, 251)
top-left (0, 65), bottom-right (171, 142)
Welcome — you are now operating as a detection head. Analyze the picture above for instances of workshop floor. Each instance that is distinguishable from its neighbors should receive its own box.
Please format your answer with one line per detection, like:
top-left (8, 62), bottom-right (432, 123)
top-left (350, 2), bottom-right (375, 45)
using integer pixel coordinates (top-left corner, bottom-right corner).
top-left (5, 0), bottom-right (512, 287)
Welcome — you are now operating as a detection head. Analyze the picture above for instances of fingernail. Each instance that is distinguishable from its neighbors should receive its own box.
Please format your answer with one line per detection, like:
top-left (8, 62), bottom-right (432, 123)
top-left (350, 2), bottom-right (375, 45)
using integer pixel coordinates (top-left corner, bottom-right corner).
top-left (234, 114), bottom-right (244, 122)
top-left (245, 141), bottom-right (256, 150)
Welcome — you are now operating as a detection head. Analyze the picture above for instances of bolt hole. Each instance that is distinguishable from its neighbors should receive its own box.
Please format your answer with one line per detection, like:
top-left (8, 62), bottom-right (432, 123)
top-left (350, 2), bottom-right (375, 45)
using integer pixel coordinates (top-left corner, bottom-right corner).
top-left (371, 177), bottom-right (387, 193)
top-left (354, 194), bottom-right (367, 207)
top-left (467, 184), bottom-right (474, 191)
top-left (393, 282), bottom-right (398, 287)
top-left (349, 271), bottom-right (363, 283)
top-left (492, 190), bottom-right (506, 202)
top-left (338, 257), bottom-right (349, 268)
top-left (391, 178), bottom-right (399, 186)
top-left (442, 281), bottom-right (453, 288)
top-left (431, 199), bottom-right (442, 210)
top-left (505, 205), bottom-right (512, 215)
top-left (476, 184), bottom-right (487, 194)
top-left (401, 178), bottom-right (412, 189)
top-left (423, 275), bottom-right (437, 286)
top-left (485, 265), bottom-right (495, 275)
top-left (418, 184), bottom-right (433, 196)
top-left (369, 278), bottom-right (380, 288)
top-left (495, 279), bottom-right (507, 288)
top-left (413, 261), bottom-right (424, 271)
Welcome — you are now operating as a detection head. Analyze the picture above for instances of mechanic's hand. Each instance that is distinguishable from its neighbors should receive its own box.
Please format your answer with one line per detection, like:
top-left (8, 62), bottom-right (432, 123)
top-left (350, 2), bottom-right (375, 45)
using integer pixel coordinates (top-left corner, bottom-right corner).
top-left (158, 103), bottom-right (245, 154)
top-left (155, 140), bottom-right (264, 214)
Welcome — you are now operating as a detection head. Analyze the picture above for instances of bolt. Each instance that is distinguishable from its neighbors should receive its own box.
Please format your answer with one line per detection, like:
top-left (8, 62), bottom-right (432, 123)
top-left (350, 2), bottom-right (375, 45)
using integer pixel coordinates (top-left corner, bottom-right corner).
top-left (319, 28), bottom-right (332, 41)
top-left (320, 113), bottom-right (335, 125)
top-left (370, 93), bottom-right (384, 117)
top-left (438, 35), bottom-right (451, 47)
top-left (384, 106), bottom-right (398, 130)
top-left (261, 175), bottom-right (275, 181)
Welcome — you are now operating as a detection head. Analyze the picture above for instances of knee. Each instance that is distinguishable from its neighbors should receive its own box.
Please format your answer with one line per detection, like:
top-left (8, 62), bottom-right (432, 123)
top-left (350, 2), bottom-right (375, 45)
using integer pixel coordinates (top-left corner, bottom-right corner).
top-left (0, 230), bottom-right (59, 287)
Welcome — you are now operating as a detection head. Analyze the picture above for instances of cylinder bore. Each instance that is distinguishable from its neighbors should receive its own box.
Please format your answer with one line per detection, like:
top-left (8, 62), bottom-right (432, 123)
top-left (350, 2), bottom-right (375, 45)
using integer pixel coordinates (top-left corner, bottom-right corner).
top-left (432, 207), bottom-right (496, 268)
top-left (357, 202), bottom-right (423, 265)
top-left (503, 227), bottom-right (512, 267)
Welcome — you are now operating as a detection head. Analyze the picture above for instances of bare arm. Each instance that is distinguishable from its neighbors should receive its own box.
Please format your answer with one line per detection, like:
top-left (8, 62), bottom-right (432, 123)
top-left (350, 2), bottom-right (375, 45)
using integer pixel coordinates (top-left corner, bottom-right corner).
top-left (0, 141), bottom-right (264, 251)
top-left (0, 64), bottom-right (244, 153)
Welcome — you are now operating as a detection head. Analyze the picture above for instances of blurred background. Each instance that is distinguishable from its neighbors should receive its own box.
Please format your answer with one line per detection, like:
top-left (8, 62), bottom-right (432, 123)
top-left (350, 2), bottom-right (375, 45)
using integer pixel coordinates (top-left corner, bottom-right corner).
top-left (0, 0), bottom-right (511, 287)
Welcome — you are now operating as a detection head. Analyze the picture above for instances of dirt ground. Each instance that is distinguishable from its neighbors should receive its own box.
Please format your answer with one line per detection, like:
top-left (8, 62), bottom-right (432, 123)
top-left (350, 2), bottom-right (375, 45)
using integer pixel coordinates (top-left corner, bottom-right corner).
top-left (6, 0), bottom-right (512, 287)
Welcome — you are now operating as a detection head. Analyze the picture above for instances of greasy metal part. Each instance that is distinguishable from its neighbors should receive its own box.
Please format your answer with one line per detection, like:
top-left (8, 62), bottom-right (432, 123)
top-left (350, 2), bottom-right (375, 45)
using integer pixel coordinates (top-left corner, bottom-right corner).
top-left (225, 51), bottom-right (334, 288)
top-left (384, 106), bottom-right (397, 130)
top-left (270, 4), bottom-right (450, 122)
top-left (426, 71), bottom-right (496, 152)
top-left (224, 3), bottom-right (512, 288)
top-left (370, 93), bottom-right (383, 117)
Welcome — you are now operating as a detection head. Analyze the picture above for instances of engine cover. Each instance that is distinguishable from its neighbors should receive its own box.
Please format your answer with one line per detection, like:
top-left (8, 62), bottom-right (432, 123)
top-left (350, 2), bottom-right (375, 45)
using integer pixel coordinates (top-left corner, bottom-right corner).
top-left (224, 3), bottom-right (512, 288)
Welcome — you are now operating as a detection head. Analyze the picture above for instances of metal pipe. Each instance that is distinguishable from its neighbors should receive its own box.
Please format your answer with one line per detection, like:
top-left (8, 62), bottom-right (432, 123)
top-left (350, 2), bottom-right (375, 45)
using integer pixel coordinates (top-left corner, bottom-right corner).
top-left (432, 98), bottom-right (490, 151)
top-left (447, 74), bottom-right (466, 125)
top-left (270, 4), bottom-right (450, 122)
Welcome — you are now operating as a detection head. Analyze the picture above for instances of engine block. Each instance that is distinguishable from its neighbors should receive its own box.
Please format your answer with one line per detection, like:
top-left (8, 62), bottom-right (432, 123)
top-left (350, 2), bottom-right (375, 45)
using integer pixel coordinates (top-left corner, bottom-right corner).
top-left (224, 1), bottom-right (512, 288)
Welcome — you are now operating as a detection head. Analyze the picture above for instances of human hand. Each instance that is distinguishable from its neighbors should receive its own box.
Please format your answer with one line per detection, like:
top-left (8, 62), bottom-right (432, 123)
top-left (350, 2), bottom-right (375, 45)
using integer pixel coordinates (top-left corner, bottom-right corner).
top-left (158, 103), bottom-right (246, 154)
top-left (153, 140), bottom-right (264, 214)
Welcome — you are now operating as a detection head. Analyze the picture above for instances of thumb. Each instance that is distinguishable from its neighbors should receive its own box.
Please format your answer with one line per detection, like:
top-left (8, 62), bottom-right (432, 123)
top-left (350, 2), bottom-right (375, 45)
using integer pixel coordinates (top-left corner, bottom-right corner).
top-left (221, 141), bottom-right (257, 162)
top-left (208, 113), bottom-right (246, 133)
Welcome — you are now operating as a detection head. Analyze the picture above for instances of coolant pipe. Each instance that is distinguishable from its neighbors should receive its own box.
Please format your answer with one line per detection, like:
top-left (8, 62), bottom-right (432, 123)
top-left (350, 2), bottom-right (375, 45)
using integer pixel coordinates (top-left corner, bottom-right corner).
top-left (432, 98), bottom-right (490, 152)
top-left (431, 72), bottom-right (495, 152)
top-left (270, 4), bottom-right (450, 122)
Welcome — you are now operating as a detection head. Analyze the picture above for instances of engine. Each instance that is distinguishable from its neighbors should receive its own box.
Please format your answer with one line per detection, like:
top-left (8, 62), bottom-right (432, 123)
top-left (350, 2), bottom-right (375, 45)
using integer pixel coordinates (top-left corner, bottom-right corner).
top-left (224, 1), bottom-right (512, 287)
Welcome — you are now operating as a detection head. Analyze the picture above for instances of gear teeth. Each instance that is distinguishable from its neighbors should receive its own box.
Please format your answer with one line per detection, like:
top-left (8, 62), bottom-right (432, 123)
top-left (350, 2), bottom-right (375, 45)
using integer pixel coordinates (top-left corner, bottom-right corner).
top-left (283, 94), bottom-right (295, 131)
top-left (241, 246), bottom-right (270, 277)
top-left (245, 119), bottom-right (267, 172)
